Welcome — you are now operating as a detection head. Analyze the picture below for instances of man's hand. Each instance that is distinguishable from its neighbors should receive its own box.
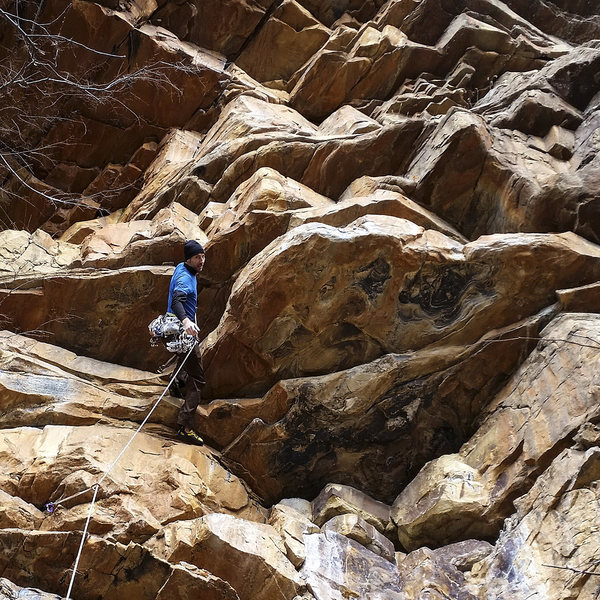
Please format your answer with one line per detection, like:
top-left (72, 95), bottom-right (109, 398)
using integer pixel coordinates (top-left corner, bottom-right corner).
top-left (181, 318), bottom-right (199, 338)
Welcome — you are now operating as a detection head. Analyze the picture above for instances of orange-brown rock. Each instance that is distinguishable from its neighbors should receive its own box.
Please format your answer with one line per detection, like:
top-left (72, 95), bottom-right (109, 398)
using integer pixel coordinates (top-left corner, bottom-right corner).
top-left (0, 529), bottom-right (239, 600)
top-left (0, 490), bottom-right (45, 530)
top-left (122, 95), bottom-right (425, 219)
top-left (2, 1), bottom-right (600, 598)
top-left (0, 424), bottom-right (265, 544)
top-left (391, 313), bottom-right (600, 550)
top-left (0, 265), bottom-right (172, 371)
top-left (215, 308), bottom-right (554, 503)
top-left (199, 168), bottom-right (331, 283)
top-left (202, 219), bottom-right (600, 398)
top-left (291, 177), bottom-right (466, 242)
top-left (80, 202), bottom-right (208, 268)
top-left (146, 513), bottom-right (305, 600)
top-left (236, 1), bottom-right (330, 84)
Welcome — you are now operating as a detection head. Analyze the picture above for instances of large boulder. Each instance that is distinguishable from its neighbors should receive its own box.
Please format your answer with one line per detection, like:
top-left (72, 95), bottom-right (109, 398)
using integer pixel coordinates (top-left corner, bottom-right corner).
top-left (391, 313), bottom-right (600, 550)
top-left (215, 307), bottom-right (557, 502)
top-left (202, 217), bottom-right (600, 397)
top-left (146, 513), bottom-right (305, 600)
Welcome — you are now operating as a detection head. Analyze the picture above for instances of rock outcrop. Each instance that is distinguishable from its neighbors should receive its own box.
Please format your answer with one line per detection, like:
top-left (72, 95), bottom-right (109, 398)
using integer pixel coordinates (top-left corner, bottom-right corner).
top-left (1, 0), bottom-right (599, 598)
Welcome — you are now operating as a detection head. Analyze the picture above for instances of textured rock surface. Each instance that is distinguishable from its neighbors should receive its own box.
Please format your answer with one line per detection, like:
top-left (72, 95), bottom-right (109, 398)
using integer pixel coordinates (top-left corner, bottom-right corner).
top-left (202, 220), bottom-right (600, 398)
top-left (1, 0), bottom-right (600, 598)
top-left (0, 424), bottom-right (266, 544)
top-left (391, 313), bottom-right (600, 550)
top-left (146, 513), bottom-right (305, 600)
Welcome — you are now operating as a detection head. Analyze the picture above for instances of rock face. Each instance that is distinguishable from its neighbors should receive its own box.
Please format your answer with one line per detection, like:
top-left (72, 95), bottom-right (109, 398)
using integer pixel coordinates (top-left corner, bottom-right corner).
top-left (1, 0), bottom-right (600, 599)
top-left (391, 313), bottom-right (600, 551)
top-left (202, 221), bottom-right (600, 397)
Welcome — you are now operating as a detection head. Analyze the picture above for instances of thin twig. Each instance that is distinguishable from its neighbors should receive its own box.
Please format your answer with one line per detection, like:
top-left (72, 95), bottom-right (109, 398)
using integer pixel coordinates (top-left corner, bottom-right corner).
top-left (543, 564), bottom-right (600, 577)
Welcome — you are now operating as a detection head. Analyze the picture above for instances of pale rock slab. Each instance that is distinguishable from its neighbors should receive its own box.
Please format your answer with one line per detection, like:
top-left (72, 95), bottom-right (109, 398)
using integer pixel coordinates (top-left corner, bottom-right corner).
top-left (0, 578), bottom-right (63, 600)
top-left (0, 230), bottom-right (80, 281)
top-left (300, 531), bottom-right (404, 600)
top-left (312, 483), bottom-right (392, 535)
top-left (0, 530), bottom-right (238, 600)
top-left (268, 502), bottom-right (320, 567)
top-left (279, 497), bottom-right (313, 519)
top-left (392, 313), bottom-right (600, 550)
top-left (146, 512), bottom-right (305, 600)
top-left (289, 186), bottom-right (467, 242)
top-left (322, 514), bottom-right (396, 562)
top-left (120, 129), bottom-right (207, 222)
top-left (466, 446), bottom-right (600, 600)
top-left (60, 209), bottom-right (124, 245)
top-left (399, 547), bottom-right (478, 600)
top-left (392, 454), bottom-right (490, 551)
top-left (316, 105), bottom-right (381, 136)
top-left (432, 539), bottom-right (494, 573)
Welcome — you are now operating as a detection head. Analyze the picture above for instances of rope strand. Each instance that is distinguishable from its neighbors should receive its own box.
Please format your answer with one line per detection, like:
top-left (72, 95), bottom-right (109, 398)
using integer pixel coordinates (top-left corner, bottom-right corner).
top-left (45, 342), bottom-right (197, 513)
top-left (65, 484), bottom-right (99, 600)
top-left (45, 342), bottom-right (197, 598)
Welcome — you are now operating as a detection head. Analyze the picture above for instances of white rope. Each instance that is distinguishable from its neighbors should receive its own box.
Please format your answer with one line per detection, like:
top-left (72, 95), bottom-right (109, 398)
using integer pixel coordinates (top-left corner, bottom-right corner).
top-left (46, 342), bottom-right (198, 597)
top-left (65, 484), bottom-right (99, 600)
top-left (97, 341), bottom-right (197, 487)
top-left (46, 342), bottom-right (197, 511)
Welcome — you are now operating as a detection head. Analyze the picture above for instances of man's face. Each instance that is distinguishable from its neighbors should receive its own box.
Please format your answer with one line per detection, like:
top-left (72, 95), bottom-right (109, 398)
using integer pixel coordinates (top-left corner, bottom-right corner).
top-left (189, 252), bottom-right (205, 271)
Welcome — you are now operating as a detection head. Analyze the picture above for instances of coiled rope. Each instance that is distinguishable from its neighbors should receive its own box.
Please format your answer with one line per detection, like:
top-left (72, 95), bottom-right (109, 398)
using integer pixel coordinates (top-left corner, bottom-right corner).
top-left (45, 342), bottom-right (197, 600)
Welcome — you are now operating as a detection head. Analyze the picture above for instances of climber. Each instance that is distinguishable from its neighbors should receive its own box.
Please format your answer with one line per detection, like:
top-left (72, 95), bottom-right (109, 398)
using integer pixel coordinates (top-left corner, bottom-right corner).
top-left (166, 239), bottom-right (207, 446)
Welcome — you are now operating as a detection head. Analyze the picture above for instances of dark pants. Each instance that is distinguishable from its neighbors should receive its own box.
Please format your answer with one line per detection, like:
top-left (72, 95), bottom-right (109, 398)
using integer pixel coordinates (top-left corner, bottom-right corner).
top-left (176, 344), bottom-right (206, 429)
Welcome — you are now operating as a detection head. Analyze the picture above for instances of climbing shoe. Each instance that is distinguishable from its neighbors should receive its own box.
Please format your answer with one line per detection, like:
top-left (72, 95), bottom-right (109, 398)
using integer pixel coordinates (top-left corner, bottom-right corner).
top-left (177, 427), bottom-right (204, 446)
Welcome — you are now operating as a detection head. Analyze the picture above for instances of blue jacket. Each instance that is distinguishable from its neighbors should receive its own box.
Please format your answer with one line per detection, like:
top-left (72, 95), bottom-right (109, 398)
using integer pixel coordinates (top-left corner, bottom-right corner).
top-left (167, 263), bottom-right (197, 321)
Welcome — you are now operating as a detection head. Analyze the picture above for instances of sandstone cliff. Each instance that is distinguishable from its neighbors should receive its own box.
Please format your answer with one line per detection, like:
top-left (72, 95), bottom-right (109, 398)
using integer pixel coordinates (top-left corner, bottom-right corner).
top-left (0, 0), bottom-right (599, 599)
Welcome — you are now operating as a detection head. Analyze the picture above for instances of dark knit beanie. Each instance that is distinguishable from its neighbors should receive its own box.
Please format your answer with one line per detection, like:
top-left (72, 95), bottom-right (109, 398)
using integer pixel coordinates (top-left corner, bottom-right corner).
top-left (184, 240), bottom-right (205, 260)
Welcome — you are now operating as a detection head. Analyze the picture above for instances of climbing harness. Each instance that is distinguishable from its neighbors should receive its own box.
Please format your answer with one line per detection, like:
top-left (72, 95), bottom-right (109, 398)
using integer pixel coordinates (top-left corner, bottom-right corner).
top-left (45, 341), bottom-right (198, 600)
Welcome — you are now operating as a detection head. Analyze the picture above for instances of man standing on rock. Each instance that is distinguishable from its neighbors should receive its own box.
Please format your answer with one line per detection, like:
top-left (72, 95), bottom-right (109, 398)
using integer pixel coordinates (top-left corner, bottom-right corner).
top-left (167, 240), bottom-right (206, 445)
